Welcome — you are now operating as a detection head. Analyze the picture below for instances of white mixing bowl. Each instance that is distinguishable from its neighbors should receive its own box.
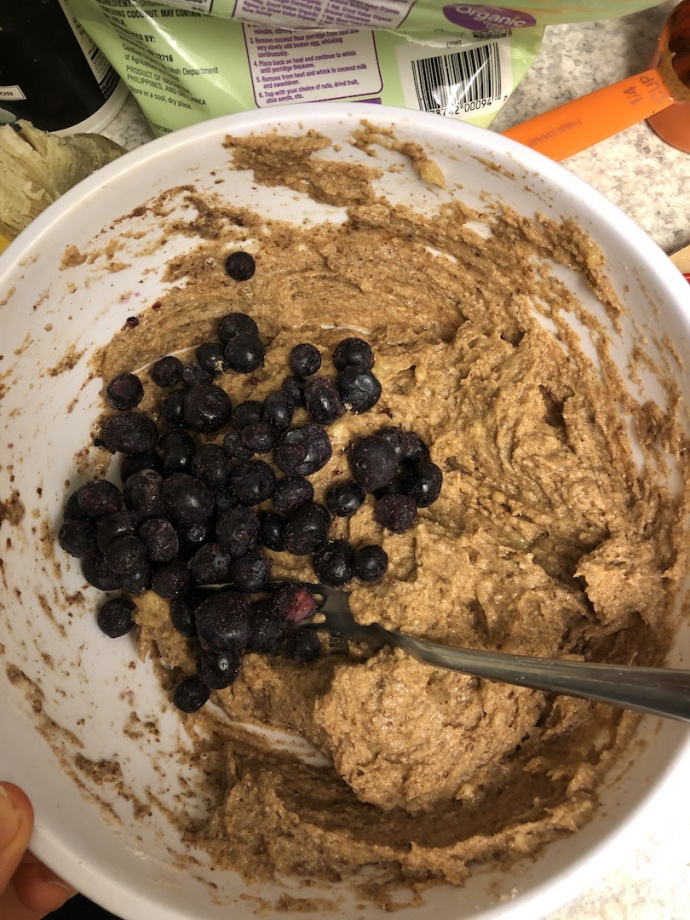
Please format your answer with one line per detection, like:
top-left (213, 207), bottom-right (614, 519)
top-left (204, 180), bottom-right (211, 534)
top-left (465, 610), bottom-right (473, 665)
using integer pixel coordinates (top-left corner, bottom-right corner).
top-left (0, 104), bottom-right (688, 920)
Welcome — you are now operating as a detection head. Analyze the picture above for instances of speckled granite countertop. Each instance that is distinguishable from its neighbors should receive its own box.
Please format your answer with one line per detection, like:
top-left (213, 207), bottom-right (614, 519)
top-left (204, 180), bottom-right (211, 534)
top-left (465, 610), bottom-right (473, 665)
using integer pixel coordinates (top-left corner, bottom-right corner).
top-left (100, 4), bottom-right (689, 917)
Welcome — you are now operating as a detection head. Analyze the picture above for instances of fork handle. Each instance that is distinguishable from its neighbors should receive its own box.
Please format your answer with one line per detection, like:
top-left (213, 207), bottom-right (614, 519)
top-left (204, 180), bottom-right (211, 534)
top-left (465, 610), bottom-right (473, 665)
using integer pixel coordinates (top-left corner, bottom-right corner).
top-left (389, 630), bottom-right (690, 723)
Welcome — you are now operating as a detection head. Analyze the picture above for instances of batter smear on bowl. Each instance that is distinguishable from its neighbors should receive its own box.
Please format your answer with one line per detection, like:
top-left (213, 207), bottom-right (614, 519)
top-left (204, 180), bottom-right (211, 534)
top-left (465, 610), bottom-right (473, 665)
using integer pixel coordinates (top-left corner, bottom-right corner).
top-left (58, 126), bottom-right (689, 904)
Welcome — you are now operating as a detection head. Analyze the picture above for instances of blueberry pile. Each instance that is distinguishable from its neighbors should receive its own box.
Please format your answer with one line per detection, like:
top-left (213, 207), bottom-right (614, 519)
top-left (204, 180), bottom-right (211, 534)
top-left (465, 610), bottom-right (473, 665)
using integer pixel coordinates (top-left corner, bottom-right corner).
top-left (58, 269), bottom-right (442, 712)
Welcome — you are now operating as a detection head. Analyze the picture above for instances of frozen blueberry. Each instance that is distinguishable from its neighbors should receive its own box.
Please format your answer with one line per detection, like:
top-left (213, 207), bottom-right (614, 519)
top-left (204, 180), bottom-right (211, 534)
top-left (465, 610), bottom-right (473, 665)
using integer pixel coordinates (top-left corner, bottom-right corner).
top-left (196, 341), bottom-right (226, 377)
top-left (216, 506), bottom-right (260, 558)
top-left (354, 544), bottom-right (388, 582)
top-left (377, 426), bottom-right (406, 461)
top-left (82, 555), bottom-right (122, 591)
top-left (241, 421), bottom-right (279, 454)
top-left (400, 430), bottom-right (429, 464)
top-left (374, 494), bottom-right (417, 534)
top-left (161, 388), bottom-right (186, 427)
top-left (187, 543), bottom-right (233, 585)
top-left (313, 539), bottom-right (354, 587)
top-left (246, 600), bottom-right (286, 653)
top-left (228, 460), bottom-right (276, 507)
top-left (173, 674), bottom-right (210, 713)
top-left (123, 468), bottom-right (165, 518)
top-left (96, 510), bottom-right (141, 554)
top-left (177, 521), bottom-right (213, 559)
top-left (170, 593), bottom-right (200, 638)
top-left (162, 472), bottom-right (215, 525)
top-left (232, 400), bottom-right (263, 430)
top-left (283, 501), bottom-right (330, 555)
top-left (281, 375), bottom-right (306, 408)
top-left (404, 460), bottom-right (443, 507)
top-left (272, 581), bottom-right (318, 624)
top-left (289, 343), bottom-right (321, 377)
top-left (151, 355), bottom-right (183, 388)
top-left (258, 511), bottom-right (286, 551)
top-left (373, 475), bottom-right (405, 500)
top-left (349, 435), bottom-right (398, 492)
top-left (106, 373), bottom-right (144, 411)
top-left (101, 413), bottom-right (158, 456)
top-left (273, 475), bottom-right (314, 516)
top-left (195, 590), bottom-right (253, 651)
top-left (224, 333), bottom-right (265, 374)
top-left (326, 481), bottom-right (365, 518)
top-left (182, 362), bottom-right (213, 387)
top-left (196, 647), bottom-right (242, 690)
top-left (215, 507), bottom-right (260, 560)
top-left (230, 547), bottom-right (271, 592)
top-left (151, 559), bottom-right (191, 599)
top-left (284, 629), bottom-right (322, 663)
top-left (225, 251), bottom-right (256, 281)
top-left (97, 597), bottom-right (136, 638)
top-left (274, 424), bottom-right (332, 477)
top-left (218, 311), bottom-right (258, 344)
top-left (191, 443), bottom-right (231, 491)
top-left (58, 519), bottom-right (98, 559)
top-left (262, 391), bottom-right (294, 432)
top-left (76, 480), bottom-right (124, 519)
top-left (336, 367), bottom-right (381, 414)
top-left (120, 563), bottom-right (152, 595)
top-left (62, 491), bottom-right (83, 521)
top-left (183, 384), bottom-right (232, 432)
top-left (214, 489), bottom-right (239, 514)
top-left (333, 337), bottom-right (375, 371)
top-left (156, 429), bottom-right (195, 476)
top-left (303, 376), bottom-right (344, 425)
top-left (222, 430), bottom-right (255, 462)
top-left (120, 452), bottom-right (159, 482)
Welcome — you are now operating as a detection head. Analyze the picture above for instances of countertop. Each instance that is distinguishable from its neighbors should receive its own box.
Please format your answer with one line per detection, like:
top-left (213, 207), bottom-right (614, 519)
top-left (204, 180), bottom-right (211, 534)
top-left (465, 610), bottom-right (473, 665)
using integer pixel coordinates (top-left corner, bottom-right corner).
top-left (98, 4), bottom-right (689, 918)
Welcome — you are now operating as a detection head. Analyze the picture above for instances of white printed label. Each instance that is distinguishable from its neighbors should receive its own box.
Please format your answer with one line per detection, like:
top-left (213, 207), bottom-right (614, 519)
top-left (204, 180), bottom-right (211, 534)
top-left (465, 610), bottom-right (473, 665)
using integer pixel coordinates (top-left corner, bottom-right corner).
top-left (154, 0), bottom-right (213, 11)
top-left (397, 37), bottom-right (512, 118)
top-left (245, 25), bottom-right (383, 107)
top-left (0, 85), bottom-right (27, 101)
top-left (235, 0), bottom-right (414, 30)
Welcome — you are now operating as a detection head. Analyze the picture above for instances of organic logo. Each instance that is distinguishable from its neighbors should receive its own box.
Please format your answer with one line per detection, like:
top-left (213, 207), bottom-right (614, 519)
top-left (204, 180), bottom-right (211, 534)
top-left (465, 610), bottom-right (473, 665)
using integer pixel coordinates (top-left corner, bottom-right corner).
top-left (443, 4), bottom-right (537, 30)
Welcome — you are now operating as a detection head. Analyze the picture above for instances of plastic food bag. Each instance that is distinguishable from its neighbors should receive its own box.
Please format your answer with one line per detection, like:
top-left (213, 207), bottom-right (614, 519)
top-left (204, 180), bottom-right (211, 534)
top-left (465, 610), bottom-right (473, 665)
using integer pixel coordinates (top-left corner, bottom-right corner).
top-left (64, 0), bottom-right (669, 136)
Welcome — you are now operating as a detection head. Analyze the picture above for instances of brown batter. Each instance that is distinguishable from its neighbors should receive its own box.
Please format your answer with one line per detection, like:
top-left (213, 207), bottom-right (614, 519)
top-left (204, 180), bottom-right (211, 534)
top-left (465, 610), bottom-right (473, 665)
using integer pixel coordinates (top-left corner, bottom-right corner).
top-left (99, 128), bottom-right (687, 899)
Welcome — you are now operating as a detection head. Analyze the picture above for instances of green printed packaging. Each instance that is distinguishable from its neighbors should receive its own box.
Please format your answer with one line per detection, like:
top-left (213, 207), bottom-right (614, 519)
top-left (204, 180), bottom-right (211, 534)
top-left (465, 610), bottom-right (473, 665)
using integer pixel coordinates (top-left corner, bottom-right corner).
top-left (64, 0), bottom-right (668, 136)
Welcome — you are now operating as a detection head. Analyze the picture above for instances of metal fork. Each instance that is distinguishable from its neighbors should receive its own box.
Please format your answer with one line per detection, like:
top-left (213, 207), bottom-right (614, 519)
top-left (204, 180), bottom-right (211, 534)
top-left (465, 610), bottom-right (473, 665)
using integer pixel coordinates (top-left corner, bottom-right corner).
top-left (303, 583), bottom-right (690, 724)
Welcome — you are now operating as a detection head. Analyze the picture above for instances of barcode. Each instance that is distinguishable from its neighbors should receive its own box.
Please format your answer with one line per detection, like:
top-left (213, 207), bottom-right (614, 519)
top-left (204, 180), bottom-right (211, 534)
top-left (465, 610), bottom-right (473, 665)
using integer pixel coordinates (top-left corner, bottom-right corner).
top-left (410, 44), bottom-right (502, 116)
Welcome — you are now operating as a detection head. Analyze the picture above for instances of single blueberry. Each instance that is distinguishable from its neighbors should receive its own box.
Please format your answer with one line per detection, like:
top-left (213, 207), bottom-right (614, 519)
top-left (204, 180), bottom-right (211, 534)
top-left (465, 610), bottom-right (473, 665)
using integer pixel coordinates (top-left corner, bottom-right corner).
top-left (374, 494), bottom-right (417, 534)
top-left (289, 343), bottom-right (321, 377)
top-left (183, 384), bottom-right (233, 432)
top-left (274, 424), bottom-right (332, 477)
top-left (218, 311), bottom-right (259, 344)
top-left (303, 376), bottom-right (344, 425)
top-left (151, 355), bottom-right (183, 388)
top-left (333, 337), bottom-right (375, 371)
top-left (349, 435), bottom-right (398, 492)
top-left (97, 597), bottom-right (136, 638)
top-left (336, 367), bottom-right (382, 414)
top-left (173, 674), bottom-right (210, 713)
top-left (283, 501), bottom-right (330, 555)
top-left (101, 413), bottom-right (158, 456)
top-left (313, 539), bottom-right (354, 587)
top-left (225, 251), bottom-right (256, 281)
top-left (354, 544), bottom-right (388, 582)
top-left (326, 481), bottom-right (365, 518)
top-left (106, 373), bottom-right (144, 412)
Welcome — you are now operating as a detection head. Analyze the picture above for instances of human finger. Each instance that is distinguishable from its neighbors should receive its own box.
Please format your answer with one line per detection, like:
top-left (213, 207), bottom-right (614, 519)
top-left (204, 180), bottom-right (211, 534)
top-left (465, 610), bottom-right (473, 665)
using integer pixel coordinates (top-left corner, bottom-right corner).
top-left (0, 783), bottom-right (33, 895)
